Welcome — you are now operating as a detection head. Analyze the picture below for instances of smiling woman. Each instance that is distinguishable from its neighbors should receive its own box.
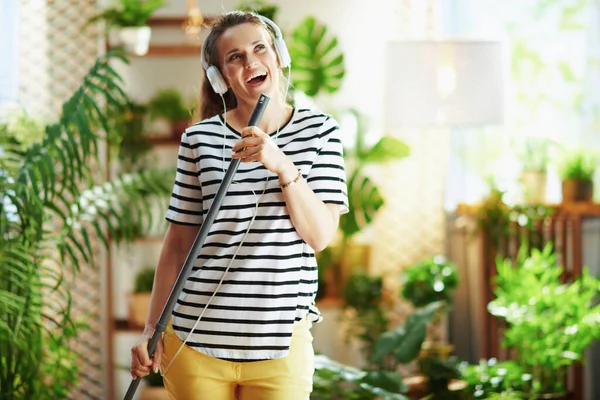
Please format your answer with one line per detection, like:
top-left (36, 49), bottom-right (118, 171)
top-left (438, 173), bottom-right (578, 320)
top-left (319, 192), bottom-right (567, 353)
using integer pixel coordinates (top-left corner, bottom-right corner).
top-left (129, 10), bottom-right (349, 400)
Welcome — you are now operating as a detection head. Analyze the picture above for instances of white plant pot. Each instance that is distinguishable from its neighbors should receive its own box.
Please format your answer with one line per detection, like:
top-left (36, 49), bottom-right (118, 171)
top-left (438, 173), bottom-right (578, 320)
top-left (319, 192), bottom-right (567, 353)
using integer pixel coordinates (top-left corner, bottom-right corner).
top-left (118, 26), bottom-right (152, 56)
top-left (521, 171), bottom-right (547, 205)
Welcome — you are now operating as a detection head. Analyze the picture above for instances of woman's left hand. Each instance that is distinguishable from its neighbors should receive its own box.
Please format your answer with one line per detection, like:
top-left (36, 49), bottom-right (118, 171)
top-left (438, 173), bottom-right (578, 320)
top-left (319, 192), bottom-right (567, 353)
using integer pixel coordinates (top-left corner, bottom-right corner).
top-left (232, 126), bottom-right (293, 175)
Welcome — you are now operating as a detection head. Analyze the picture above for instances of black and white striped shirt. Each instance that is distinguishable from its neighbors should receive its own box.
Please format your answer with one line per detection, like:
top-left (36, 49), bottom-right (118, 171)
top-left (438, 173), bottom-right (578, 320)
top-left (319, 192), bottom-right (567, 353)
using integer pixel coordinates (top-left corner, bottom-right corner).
top-left (164, 107), bottom-right (349, 361)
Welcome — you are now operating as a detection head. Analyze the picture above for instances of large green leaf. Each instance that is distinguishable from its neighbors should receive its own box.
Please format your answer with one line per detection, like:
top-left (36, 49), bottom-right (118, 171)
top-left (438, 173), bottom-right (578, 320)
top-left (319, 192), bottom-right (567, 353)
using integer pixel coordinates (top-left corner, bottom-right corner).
top-left (288, 16), bottom-right (345, 96)
top-left (360, 136), bottom-right (411, 164)
top-left (370, 302), bottom-right (441, 365)
top-left (339, 169), bottom-right (384, 238)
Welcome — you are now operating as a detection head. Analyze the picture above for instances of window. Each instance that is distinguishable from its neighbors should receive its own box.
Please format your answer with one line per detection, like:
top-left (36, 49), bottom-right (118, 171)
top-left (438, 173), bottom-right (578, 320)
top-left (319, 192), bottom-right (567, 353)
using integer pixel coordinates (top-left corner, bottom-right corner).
top-left (0, 0), bottom-right (19, 107)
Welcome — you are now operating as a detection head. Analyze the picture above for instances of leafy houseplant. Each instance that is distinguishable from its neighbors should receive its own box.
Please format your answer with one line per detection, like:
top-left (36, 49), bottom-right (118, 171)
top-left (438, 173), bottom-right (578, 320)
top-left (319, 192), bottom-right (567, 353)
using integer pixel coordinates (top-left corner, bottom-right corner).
top-left (401, 255), bottom-right (459, 350)
top-left (517, 137), bottom-right (555, 204)
top-left (487, 244), bottom-right (600, 397)
top-left (317, 110), bottom-right (410, 299)
top-left (556, 149), bottom-right (596, 202)
top-left (88, 0), bottom-right (166, 55)
top-left (129, 267), bottom-right (155, 329)
top-left (146, 89), bottom-right (192, 140)
top-left (0, 49), bottom-right (173, 399)
top-left (288, 16), bottom-right (346, 97)
top-left (341, 273), bottom-right (389, 363)
top-left (236, 0), bottom-right (279, 21)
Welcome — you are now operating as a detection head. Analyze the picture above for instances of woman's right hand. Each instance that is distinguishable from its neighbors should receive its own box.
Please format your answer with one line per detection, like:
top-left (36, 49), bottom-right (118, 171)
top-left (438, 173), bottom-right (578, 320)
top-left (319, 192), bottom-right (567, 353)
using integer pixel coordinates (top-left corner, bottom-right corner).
top-left (130, 329), bottom-right (164, 379)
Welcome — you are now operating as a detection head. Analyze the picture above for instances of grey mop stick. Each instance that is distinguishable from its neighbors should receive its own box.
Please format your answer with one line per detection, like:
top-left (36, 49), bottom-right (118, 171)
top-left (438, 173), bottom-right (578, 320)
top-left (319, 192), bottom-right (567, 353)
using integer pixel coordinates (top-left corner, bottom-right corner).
top-left (124, 93), bottom-right (270, 400)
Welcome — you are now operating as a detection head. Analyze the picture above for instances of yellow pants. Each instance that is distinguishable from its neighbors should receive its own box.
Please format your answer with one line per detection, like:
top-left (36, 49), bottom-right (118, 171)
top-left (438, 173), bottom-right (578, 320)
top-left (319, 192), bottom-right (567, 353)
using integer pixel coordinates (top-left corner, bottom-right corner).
top-left (161, 318), bottom-right (314, 400)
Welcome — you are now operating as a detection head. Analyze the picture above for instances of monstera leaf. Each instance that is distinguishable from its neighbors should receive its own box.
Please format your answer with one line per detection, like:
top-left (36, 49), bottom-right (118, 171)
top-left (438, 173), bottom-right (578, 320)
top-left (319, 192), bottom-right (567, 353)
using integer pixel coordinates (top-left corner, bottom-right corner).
top-left (340, 169), bottom-right (384, 238)
top-left (288, 16), bottom-right (345, 96)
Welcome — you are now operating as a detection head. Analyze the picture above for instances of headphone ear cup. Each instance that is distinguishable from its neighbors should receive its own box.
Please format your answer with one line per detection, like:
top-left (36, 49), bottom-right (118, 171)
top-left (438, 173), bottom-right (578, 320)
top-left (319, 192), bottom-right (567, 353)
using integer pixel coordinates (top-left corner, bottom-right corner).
top-left (273, 38), bottom-right (291, 69)
top-left (206, 65), bottom-right (228, 95)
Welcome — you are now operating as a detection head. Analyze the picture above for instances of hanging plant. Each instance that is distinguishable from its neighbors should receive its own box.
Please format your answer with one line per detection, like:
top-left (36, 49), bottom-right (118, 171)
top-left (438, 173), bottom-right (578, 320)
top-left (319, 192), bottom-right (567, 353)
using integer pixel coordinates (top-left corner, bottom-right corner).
top-left (288, 16), bottom-right (345, 96)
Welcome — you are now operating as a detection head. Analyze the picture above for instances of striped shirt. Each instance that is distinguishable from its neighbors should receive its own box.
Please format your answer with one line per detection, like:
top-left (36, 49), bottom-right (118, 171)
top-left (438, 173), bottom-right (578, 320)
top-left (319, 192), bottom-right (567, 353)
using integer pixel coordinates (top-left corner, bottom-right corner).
top-left (164, 107), bottom-right (349, 361)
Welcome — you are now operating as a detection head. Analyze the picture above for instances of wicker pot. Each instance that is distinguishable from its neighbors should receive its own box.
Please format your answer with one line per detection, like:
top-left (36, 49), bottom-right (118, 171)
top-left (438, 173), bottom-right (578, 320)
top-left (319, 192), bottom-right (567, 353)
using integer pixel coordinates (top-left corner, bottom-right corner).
top-left (521, 171), bottom-right (547, 204)
top-left (561, 179), bottom-right (593, 202)
top-left (128, 292), bottom-right (152, 329)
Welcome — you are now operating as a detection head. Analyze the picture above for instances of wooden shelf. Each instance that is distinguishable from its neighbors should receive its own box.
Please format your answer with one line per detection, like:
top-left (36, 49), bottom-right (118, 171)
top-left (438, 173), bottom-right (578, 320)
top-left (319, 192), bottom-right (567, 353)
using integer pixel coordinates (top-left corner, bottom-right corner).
top-left (107, 43), bottom-right (201, 57)
top-left (147, 16), bottom-right (218, 28)
top-left (146, 136), bottom-right (181, 146)
top-left (114, 319), bottom-right (143, 333)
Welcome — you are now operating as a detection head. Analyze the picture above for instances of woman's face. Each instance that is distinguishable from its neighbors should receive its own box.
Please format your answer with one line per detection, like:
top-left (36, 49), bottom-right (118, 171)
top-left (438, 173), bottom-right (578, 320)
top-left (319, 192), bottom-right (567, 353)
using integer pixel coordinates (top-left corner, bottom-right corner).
top-left (217, 22), bottom-right (281, 105)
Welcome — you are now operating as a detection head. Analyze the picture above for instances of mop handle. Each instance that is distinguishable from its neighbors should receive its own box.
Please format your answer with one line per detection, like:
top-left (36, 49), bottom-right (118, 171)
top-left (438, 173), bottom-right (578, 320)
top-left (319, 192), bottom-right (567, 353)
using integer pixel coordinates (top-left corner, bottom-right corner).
top-left (124, 94), bottom-right (270, 400)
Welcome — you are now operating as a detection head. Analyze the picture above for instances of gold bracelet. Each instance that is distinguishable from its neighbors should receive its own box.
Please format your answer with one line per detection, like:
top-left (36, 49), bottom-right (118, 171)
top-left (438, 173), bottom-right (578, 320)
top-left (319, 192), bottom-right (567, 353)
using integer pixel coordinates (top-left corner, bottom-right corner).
top-left (279, 170), bottom-right (302, 189)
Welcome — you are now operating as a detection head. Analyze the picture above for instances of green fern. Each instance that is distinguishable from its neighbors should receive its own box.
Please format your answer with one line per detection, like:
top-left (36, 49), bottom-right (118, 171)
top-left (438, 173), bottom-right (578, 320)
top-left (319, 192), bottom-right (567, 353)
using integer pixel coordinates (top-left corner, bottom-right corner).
top-left (0, 49), bottom-right (173, 399)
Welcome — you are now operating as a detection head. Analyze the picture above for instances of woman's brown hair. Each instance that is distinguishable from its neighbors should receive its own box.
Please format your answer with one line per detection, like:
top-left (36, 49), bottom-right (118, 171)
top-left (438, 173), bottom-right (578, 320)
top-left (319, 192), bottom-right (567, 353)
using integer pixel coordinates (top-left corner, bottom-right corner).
top-left (199, 11), bottom-right (279, 120)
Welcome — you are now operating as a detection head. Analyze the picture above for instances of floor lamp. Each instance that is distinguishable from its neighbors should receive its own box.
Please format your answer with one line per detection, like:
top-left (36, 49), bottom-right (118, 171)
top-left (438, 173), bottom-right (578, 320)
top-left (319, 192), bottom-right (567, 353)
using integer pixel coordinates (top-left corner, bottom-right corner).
top-left (381, 39), bottom-right (505, 360)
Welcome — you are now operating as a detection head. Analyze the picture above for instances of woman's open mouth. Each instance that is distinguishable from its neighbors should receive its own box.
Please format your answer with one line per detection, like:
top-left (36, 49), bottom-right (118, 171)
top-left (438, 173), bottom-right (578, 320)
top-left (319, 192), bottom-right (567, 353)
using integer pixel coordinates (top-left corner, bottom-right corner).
top-left (246, 72), bottom-right (267, 87)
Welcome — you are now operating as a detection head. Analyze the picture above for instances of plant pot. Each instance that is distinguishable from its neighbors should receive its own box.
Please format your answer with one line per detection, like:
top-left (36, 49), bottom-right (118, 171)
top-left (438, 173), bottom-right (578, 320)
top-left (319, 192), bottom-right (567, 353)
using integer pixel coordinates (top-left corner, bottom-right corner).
top-left (521, 171), bottom-right (547, 204)
top-left (172, 120), bottom-right (190, 141)
top-left (140, 386), bottom-right (169, 400)
top-left (118, 26), bottom-right (152, 56)
top-left (128, 292), bottom-right (152, 329)
top-left (561, 179), bottom-right (593, 202)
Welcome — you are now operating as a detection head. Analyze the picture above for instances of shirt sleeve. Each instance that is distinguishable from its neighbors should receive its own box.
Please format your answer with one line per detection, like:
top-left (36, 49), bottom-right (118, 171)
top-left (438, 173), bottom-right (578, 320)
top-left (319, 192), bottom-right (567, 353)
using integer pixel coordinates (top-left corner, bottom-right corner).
top-left (165, 132), bottom-right (204, 226)
top-left (307, 116), bottom-right (349, 215)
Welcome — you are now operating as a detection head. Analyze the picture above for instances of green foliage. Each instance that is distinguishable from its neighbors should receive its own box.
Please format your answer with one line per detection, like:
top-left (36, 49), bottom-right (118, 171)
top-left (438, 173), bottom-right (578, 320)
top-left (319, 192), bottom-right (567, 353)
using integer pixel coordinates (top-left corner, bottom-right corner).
top-left (369, 302), bottom-right (442, 371)
top-left (146, 89), bottom-right (192, 123)
top-left (487, 243), bottom-right (600, 395)
top-left (459, 358), bottom-right (528, 399)
top-left (0, 50), bottom-right (173, 399)
top-left (311, 354), bottom-right (408, 400)
top-left (134, 267), bottom-right (155, 293)
top-left (107, 101), bottom-right (153, 170)
top-left (343, 273), bottom-right (383, 311)
top-left (417, 355), bottom-right (461, 399)
top-left (88, 0), bottom-right (166, 28)
top-left (401, 256), bottom-right (458, 308)
top-left (288, 16), bottom-right (345, 97)
top-left (339, 110), bottom-right (410, 239)
top-left (236, 0), bottom-right (279, 21)
top-left (556, 148), bottom-right (597, 181)
top-left (342, 273), bottom-right (388, 364)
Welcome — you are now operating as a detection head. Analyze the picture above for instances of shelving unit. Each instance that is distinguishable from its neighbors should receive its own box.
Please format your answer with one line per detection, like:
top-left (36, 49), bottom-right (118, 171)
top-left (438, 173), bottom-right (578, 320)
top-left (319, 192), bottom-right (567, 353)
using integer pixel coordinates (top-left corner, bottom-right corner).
top-left (104, 15), bottom-right (215, 399)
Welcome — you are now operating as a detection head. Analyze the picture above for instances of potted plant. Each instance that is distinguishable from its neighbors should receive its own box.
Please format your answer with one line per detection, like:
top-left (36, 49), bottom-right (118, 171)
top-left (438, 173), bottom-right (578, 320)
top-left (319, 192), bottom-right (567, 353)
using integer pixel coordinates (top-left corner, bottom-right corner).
top-left (341, 272), bottom-right (389, 363)
top-left (516, 137), bottom-right (555, 204)
top-left (236, 0), bottom-right (279, 21)
top-left (128, 267), bottom-right (155, 329)
top-left (88, 0), bottom-right (166, 55)
top-left (488, 244), bottom-right (600, 399)
top-left (0, 50), bottom-right (172, 399)
top-left (400, 255), bottom-right (459, 359)
top-left (145, 89), bottom-right (192, 141)
top-left (557, 149), bottom-right (597, 202)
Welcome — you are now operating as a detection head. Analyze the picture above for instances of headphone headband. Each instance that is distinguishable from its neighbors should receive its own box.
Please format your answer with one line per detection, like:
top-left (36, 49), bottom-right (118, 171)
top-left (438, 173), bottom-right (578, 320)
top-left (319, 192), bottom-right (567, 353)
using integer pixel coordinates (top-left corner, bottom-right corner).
top-left (201, 13), bottom-right (291, 95)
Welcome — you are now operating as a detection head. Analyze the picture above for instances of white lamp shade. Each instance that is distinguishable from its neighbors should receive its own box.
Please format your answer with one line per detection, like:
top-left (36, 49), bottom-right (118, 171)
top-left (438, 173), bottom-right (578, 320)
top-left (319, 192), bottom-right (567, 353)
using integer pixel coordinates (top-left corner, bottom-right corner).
top-left (384, 40), bottom-right (505, 128)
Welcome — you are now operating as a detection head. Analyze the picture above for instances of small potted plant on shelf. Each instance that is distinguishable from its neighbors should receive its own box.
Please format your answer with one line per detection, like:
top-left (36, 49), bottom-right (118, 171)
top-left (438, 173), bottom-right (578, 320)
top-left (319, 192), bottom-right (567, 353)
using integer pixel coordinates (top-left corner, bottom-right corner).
top-left (146, 89), bottom-right (192, 141)
top-left (488, 244), bottom-right (600, 399)
top-left (557, 148), bottom-right (597, 203)
top-left (400, 255), bottom-right (459, 358)
top-left (88, 0), bottom-right (166, 56)
top-left (516, 136), bottom-right (555, 205)
top-left (128, 267), bottom-right (155, 329)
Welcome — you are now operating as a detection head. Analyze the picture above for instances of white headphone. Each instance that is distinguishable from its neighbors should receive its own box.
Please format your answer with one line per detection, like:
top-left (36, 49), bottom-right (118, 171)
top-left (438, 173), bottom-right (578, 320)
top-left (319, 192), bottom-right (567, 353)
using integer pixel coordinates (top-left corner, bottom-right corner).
top-left (201, 14), bottom-right (291, 95)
